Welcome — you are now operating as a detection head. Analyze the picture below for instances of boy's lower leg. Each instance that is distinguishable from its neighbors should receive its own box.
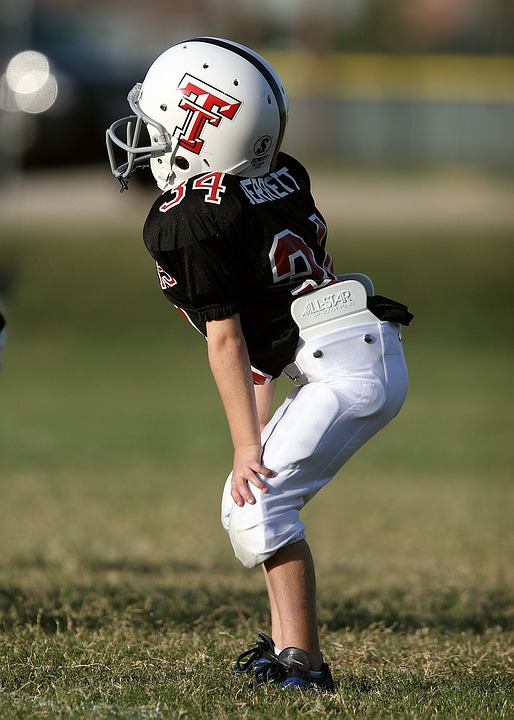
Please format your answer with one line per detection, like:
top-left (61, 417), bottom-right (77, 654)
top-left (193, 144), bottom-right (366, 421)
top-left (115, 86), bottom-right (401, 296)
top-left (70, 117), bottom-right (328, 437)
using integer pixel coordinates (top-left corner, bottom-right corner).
top-left (262, 539), bottom-right (321, 671)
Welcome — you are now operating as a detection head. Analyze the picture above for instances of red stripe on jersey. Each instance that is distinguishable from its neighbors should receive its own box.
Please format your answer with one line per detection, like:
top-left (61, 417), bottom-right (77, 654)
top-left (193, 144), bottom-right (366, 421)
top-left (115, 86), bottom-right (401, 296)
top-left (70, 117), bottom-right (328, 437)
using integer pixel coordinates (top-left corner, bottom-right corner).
top-left (175, 306), bottom-right (205, 336)
top-left (251, 366), bottom-right (274, 385)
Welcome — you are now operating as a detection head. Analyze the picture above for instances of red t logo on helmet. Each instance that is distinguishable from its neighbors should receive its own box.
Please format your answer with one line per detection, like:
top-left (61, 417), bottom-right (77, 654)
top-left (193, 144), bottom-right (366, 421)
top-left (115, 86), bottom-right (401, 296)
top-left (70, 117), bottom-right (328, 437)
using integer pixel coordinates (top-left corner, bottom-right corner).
top-left (175, 74), bottom-right (242, 155)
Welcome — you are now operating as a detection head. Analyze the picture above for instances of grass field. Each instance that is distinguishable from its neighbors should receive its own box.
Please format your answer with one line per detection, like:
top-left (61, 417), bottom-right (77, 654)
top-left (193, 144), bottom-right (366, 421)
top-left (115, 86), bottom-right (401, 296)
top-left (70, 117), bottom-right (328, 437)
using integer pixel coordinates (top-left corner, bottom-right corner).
top-left (0, 207), bottom-right (512, 718)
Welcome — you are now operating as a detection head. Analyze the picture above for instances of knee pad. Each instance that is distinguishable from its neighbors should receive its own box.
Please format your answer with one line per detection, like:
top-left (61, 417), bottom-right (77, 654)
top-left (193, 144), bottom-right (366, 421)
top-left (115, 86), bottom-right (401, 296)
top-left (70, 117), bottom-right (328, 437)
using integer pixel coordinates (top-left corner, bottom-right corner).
top-left (221, 474), bottom-right (279, 568)
top-left (226, 504), bottom-right (306, 569)
top-left (227, 510), bottom-right (270, 568)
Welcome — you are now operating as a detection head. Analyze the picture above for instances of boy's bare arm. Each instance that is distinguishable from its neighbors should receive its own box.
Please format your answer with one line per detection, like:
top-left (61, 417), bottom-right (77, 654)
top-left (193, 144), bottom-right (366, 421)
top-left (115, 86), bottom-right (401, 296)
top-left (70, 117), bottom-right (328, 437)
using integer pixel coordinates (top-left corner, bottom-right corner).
top-left (254, 380), bottom-right (277, 433)
top-left (206, 314), bottom-right (275, 507)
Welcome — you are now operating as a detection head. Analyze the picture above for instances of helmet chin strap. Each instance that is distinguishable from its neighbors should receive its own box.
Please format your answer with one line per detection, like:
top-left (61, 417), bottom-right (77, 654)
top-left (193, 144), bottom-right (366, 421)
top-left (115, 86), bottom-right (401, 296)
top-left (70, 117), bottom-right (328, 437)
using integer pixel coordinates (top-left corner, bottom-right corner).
top-left (155, 163), bottom-right (173, 192)
top-left (227, 159), bottom-right (253, 176)
top-left (151, 140), bottom-right (181, 192)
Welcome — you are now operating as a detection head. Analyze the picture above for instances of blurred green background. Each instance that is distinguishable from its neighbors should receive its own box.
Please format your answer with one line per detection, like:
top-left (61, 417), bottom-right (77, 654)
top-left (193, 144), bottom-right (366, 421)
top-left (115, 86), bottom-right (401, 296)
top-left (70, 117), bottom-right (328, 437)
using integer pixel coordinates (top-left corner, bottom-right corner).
top-left (1, 217), bottom-right (513, 481)
top-left (0, 7), bottom-right (513, 717)
top-left (0, 0), bottom-right (512, 605)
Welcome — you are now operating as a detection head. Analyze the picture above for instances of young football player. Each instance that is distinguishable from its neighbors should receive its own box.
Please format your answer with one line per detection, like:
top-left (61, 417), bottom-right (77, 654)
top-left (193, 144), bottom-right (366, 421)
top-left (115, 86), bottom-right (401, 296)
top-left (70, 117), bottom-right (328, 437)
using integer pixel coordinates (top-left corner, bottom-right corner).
top-left (106, 36), bottom-right (412, 691)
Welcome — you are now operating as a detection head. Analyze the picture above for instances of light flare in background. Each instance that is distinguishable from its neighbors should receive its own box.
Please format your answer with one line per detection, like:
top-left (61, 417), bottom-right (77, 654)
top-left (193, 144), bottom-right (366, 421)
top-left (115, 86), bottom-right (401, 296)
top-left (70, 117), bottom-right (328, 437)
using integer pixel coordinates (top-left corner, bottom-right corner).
top-left (1, 50), bottom-right (58, 114)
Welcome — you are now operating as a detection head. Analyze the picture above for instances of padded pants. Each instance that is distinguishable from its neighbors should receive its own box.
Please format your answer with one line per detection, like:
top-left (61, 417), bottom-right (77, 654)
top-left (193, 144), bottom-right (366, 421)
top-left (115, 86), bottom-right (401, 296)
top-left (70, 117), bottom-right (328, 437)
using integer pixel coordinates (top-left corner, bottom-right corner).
top-left (221, 320), bottom-right (408, 568)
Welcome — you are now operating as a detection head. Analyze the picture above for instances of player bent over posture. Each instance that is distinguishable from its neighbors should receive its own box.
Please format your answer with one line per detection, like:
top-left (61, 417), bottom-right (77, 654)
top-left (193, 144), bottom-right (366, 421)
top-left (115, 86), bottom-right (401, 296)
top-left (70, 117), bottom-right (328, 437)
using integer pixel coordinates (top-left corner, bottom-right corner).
top-left (106, 37), bottom-right (412, 691)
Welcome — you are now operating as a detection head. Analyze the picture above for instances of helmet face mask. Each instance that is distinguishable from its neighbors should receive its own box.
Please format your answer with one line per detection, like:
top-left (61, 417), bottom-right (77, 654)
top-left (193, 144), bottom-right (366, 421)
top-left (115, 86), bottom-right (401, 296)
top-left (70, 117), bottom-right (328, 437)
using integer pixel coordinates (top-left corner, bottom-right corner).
top-left (106, 83), bottom-right (179, 190)
top-left (106, 37), bottom-right (288, 192)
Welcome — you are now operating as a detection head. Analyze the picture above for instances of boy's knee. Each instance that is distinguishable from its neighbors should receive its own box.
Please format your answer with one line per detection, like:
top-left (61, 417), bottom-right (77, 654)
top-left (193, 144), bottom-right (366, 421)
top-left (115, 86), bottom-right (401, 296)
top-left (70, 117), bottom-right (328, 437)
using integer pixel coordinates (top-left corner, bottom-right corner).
top-left (226, 507), bottom-right (306, 569)
top-left (227, 515), bottom-right (271, 568)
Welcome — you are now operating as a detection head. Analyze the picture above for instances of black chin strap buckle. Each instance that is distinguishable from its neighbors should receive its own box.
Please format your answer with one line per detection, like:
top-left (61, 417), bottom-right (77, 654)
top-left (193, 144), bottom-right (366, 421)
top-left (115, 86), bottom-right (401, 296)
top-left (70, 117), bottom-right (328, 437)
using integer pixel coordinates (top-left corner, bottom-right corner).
top-left (118, 176), bottom-right (130, 193)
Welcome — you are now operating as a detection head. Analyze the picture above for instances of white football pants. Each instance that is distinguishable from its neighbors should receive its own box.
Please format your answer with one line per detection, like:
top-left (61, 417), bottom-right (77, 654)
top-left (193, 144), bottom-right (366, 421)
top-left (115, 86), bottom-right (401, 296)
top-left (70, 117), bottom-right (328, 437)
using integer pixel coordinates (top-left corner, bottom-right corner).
top-left (221, 320), bottom-right (408, 568)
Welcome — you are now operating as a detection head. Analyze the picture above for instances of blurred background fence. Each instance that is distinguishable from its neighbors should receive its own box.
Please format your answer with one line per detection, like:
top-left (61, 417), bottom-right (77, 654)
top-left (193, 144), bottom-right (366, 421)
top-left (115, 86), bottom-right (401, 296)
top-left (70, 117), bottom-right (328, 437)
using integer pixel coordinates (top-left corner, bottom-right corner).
top-left (1, 0), bottom-right (513, 181)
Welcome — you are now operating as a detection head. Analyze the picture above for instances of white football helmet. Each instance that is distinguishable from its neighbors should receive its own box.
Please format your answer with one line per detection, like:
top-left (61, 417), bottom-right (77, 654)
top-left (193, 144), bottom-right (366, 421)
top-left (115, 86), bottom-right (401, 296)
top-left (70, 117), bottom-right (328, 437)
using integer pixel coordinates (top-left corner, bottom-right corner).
top-left (106, 37), bottom-right (288, 192)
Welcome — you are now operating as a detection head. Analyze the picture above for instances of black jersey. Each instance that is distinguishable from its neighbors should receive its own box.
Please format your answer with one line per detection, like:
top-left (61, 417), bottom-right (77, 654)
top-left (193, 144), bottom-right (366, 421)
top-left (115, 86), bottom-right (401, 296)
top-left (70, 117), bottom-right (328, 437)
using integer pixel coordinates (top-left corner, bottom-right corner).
top-left (143, 152), bottom-right (336, 382)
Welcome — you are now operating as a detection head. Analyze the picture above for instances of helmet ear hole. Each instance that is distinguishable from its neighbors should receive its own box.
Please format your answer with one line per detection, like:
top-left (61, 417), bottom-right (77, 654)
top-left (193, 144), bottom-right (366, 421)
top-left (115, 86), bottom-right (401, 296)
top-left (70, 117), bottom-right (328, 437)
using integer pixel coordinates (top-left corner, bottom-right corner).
top-left (175, 156), bottom-right (190, 171)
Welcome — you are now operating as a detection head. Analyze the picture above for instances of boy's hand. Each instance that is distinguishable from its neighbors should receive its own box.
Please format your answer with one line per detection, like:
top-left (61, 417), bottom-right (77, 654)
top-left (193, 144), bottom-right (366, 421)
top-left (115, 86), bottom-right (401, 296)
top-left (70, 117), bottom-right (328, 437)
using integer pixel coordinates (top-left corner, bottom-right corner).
top-left (231, 444), bottom-right (275, 507)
